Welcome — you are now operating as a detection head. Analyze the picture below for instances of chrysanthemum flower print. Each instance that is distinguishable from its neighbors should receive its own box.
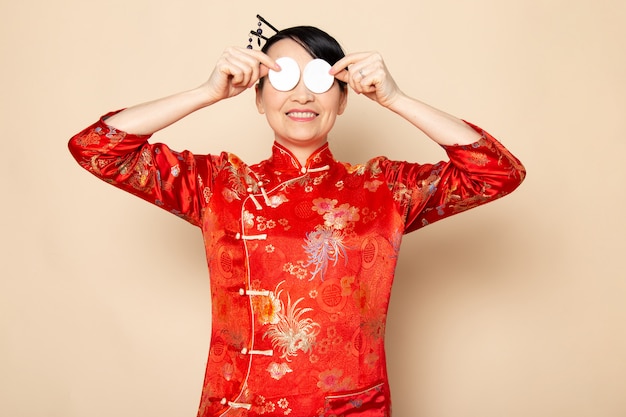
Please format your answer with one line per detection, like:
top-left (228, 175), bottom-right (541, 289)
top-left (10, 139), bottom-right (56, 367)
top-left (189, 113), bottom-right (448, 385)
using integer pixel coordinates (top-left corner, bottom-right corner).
top-left (263, 283), bottom-right (320, 360)
top-left (303, 226), bottom-right (349, 280)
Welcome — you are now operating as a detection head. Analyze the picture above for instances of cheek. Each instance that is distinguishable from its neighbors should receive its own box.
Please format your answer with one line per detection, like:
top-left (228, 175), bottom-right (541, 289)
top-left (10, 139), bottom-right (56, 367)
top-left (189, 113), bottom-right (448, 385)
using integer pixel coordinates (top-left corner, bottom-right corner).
top-left (261, 91), bottom-right (286, 111)
top-left (323, 96), bottom-right (345, 114)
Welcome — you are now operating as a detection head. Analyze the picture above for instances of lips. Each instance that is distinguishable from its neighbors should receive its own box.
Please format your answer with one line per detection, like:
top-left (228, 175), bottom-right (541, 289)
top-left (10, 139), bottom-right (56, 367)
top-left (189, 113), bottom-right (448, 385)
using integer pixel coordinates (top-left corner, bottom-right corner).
top-left (286, 110), bottom-right (318, 120)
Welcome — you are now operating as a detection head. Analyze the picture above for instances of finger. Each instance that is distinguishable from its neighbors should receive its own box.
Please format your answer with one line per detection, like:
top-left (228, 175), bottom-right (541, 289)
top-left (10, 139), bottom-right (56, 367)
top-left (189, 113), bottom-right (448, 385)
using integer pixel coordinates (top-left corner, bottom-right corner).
top-left (348, 66), bottom-right (369, 94)
top-left (240, 47), bottom-right (280, 71)
top-left (248, 61), bottom-right (273, 88)
top-left (258, 64), bottom-right (271, 79)
top-left (257, 54), bottom-right (280, 72)
top-left (230, 55), bottom-right (266, 87)
top-left (223, 56), bottom-right (246, 85)
top-left (223, 56), bottom-right (252, 87)
top-left (330, 52), bottom-right (370, 75)
top-left (222, 47), bottom-right (279, 87)
top-left (239, 50), bottom-right (277, 87)
top-left (329, 57), bottom-right (350, 75)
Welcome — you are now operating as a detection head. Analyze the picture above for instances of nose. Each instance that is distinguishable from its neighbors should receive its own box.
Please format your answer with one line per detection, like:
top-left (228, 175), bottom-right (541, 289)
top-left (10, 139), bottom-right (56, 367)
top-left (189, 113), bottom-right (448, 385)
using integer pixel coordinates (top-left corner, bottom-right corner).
top-left (289, 79), bottom-right (314, 103)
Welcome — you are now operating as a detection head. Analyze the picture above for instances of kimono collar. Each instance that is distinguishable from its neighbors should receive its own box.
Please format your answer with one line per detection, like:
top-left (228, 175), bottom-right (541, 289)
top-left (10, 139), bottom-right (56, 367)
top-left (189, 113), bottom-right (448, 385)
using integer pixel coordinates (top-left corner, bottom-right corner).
top-left (268, 141), bottom-right (335, 175)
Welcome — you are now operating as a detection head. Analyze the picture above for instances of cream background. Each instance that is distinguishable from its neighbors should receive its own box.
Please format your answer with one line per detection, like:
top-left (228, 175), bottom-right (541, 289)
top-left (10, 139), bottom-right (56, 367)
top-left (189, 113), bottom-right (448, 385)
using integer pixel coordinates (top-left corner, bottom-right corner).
top-left (1, 0), bottom-right (625, 416)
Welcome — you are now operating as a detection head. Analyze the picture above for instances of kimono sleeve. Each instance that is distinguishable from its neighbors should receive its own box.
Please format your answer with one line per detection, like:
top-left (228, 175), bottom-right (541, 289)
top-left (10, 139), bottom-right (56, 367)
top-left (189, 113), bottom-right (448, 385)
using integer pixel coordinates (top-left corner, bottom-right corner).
top-left (68, 111), bottom-right (219, 227)
top-left (380, 122), bottom-right (526, 234)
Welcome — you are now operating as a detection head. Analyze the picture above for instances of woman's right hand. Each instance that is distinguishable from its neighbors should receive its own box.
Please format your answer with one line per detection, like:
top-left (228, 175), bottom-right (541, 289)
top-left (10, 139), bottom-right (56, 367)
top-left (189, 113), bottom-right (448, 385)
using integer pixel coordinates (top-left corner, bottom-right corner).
top-left (201, 47), bottom-right (279, 103)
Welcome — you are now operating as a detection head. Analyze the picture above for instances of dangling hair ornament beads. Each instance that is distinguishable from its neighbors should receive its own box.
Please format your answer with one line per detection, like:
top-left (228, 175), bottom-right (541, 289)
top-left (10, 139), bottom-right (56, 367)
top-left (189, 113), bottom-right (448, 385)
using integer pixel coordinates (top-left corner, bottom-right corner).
top-left (247, 14), bottom-right (279, 49)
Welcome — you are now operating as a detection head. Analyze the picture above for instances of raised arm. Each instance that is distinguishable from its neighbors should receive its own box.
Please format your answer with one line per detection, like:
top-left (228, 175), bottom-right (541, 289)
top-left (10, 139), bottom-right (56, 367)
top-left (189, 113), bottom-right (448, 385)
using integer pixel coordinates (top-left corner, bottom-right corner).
top-left (104, 47), bottom-right (279, 135)
top-left (331, 52), bottom-right (483, 146)
top-left (331, 51), bottom-right (525, 232)
top-left (67, 48), bottom-right (279, 225)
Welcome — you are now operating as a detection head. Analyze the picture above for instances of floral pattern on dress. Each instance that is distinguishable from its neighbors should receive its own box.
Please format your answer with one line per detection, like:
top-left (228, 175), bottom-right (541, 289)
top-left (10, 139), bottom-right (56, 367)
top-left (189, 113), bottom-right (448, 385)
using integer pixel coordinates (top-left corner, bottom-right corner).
top-left (68, 114), bottom-right (525, 417)
top-left (266, 362), bottom-right (293, 380)
top-left (303, 226), bottom-right (349, 281)
top-left (263, 282), bottom-right (320, 360)
top-left (252, 291), bottom-right (281, 325)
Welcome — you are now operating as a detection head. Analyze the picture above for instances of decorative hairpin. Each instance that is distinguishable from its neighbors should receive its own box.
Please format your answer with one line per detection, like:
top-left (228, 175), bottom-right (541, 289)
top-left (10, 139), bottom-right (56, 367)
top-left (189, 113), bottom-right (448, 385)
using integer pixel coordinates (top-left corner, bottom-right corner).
top-left (247, 14), bottom-right (279, 49)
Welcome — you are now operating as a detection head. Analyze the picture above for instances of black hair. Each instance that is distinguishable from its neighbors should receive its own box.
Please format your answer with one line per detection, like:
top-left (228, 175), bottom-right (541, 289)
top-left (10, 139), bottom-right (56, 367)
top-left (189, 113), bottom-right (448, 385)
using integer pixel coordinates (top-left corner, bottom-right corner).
top-left (259, 26), bottom-right (347, 91)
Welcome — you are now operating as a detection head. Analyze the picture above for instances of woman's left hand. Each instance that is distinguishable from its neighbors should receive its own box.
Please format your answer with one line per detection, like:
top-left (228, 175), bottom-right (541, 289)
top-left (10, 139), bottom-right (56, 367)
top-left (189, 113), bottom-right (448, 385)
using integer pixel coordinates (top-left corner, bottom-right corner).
top-left (331, 52), bottom-right (403, 108)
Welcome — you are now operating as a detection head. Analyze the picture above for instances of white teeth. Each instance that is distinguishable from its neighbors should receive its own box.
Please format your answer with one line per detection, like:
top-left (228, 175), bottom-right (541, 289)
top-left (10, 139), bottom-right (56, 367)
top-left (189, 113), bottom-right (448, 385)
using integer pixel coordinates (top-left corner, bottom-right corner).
top-left (287, 112), bottom-right (316, 118)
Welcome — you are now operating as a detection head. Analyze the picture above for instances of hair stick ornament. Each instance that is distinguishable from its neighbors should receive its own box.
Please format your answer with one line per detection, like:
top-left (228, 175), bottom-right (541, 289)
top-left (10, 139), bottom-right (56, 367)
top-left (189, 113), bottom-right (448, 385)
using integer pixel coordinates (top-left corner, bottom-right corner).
top-left (247, 14), bottom-right (279, 49)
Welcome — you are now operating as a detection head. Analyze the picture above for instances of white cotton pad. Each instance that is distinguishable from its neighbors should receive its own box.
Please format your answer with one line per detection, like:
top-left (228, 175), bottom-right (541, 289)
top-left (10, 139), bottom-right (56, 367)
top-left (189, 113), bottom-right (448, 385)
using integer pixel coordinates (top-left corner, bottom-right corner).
top-left (268, 57), bottom-right (301, 91)
top-left (303, 59), bottom-right (334, 94)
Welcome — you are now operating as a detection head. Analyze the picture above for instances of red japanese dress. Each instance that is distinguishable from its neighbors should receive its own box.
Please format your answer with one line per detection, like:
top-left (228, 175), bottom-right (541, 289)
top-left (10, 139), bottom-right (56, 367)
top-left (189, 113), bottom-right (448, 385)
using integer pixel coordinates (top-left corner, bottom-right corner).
top-left (68, 111), bottom-right (525, 417)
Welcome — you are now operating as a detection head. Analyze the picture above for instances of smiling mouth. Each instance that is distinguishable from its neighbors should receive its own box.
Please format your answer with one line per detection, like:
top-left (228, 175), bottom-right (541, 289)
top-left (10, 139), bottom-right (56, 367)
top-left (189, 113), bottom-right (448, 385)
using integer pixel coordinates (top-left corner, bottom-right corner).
top-left (286, 111), bottom-right (318, 119)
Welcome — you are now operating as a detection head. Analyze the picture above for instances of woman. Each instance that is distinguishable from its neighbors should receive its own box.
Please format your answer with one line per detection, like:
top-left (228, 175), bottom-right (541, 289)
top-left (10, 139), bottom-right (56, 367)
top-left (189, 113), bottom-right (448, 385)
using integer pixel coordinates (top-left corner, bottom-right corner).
top-left (69, 25), bottom-right (524, 417)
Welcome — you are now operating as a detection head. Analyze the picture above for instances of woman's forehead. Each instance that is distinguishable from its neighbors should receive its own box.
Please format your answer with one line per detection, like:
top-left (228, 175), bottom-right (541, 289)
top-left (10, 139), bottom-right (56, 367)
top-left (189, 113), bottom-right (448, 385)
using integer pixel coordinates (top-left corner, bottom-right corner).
top-left (266, 38), bottom-right (314, 60)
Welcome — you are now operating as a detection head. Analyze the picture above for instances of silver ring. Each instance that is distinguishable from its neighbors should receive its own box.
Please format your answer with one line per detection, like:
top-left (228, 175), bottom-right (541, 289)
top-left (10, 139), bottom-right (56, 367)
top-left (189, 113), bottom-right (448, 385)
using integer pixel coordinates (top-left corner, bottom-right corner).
top-left (359, 69), bottom-right (364, 77)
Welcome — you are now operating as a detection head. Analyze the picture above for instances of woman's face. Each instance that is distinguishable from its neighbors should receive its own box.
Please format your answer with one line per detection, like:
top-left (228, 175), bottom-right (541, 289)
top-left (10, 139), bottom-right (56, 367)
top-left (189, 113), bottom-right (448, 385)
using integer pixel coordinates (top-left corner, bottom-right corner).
top-left (256, 38), bottom-right (347, 155)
